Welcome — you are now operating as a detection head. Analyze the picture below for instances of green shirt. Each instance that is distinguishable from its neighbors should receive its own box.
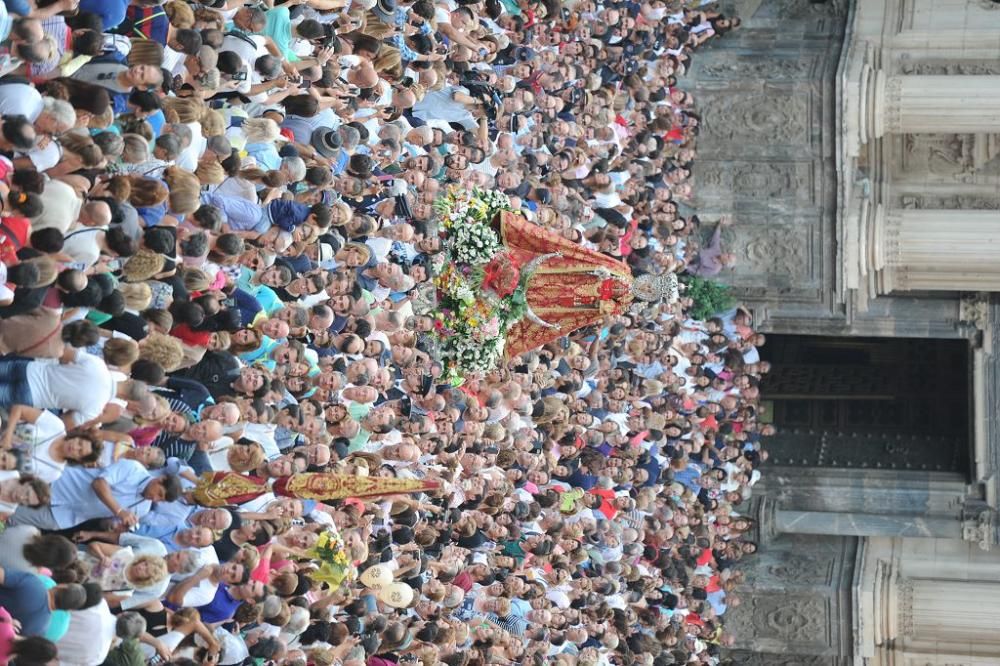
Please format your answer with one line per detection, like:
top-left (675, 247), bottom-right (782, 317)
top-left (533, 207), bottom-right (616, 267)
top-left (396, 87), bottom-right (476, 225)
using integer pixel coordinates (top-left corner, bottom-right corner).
top-left (264, 6), bottom-right (299, 62)
top-left (101, 638), bottom-right (145, 666)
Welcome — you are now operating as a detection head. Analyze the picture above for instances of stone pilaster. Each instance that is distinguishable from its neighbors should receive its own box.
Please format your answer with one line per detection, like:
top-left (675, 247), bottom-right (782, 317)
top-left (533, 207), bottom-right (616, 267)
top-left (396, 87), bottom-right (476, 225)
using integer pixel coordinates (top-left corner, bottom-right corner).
top-left (874, 73), bottom-right (1000, 137)
top-left (877, 209), bottom-right (1000, 291)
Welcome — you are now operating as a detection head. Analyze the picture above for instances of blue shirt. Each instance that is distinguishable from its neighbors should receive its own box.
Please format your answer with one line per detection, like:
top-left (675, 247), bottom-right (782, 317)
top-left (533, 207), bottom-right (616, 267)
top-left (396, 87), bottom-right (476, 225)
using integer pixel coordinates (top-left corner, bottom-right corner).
top-left (0, 570), bottom-right (51, 637)
top-left (50, 459), bottom-right (153, 529)
top-left (194, 584), bottom-right (241, 623)
top-left (80, 0), bottom-right (128, 28)
top-left (203, 192), bottom-right (267, 233)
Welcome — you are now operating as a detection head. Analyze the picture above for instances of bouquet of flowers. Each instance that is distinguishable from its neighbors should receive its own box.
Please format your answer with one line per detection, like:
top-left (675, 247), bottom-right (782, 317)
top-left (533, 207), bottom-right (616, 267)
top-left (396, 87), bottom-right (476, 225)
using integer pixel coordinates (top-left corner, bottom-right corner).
top-left (426, 188), bottom-right (529, 382)
top-left (307, 530), bottom-right (355, 591)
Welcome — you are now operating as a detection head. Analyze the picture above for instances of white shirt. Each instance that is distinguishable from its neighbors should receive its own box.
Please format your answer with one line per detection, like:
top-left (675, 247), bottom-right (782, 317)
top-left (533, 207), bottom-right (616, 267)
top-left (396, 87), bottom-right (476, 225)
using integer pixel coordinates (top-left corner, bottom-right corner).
top-left (19, 410), bottom-right (68, 483)
top-left (0, 84), bottom-right (43, 120)
top-left (56, 600), bottom-right (116, 666)
top-left (25, 349), bottom-right (115, 426)
top-left (61, 226), bottom-right (106, 268)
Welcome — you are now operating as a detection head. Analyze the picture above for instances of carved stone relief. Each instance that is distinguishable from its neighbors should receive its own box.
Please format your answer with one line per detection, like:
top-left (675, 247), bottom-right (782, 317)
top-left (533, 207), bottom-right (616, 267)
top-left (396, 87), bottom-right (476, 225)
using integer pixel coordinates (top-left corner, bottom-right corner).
top-left (696, 161), bottom-right (814, 203)
top-left (740, 226), bottom-right (810, 276)
top-left (696, 57), bottom-right (816, 81)
top-left (899, 194), bottom-right (1000, 210)
top-left (726, 594), bottom-right (832, 648)
top-left (699, 92), bottom-right (811, 147)
top-left (897, 58), bottom-right (1000, 75)
top-left (725, 655), bottom-right (838, 666)
top-left (742, 554), bottom-right (838, 587)
top-left (757, 0), bottom-right (847, 18)
top-left (901, 134), bottom-right (976, 178)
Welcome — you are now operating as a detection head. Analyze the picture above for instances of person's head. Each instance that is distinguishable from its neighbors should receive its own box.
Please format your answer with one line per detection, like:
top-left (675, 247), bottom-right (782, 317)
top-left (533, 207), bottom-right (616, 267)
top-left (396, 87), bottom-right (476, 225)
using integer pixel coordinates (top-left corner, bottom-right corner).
top-left (51, 583), bottom-right (88, 611)
top-left (0, 114), bottom-right (35, 151)
top-left (23, 533), bottom-right (76, 570)
top-left (115, 612), bottom-right (147, 640)
top-left (61, 429), bottom-right (104, 465)
top-left (142, 475), bottom-right (183, 502)
top-left (7, 636), bottom-right (58, 665)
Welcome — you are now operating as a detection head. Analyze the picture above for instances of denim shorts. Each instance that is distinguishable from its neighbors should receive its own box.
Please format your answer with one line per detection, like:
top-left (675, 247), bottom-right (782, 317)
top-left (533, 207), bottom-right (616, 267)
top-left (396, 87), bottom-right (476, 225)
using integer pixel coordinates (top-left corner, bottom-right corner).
top-left (0, 357), bottom-right (33, 408)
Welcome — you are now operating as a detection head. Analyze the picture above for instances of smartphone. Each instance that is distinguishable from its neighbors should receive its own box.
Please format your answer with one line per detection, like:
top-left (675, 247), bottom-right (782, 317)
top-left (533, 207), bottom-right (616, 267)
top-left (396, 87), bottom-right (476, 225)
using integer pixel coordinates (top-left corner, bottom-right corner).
top-left (298, 79), bottom-right (312, 89)
top-left (233, 70), bottom-right (248, 82)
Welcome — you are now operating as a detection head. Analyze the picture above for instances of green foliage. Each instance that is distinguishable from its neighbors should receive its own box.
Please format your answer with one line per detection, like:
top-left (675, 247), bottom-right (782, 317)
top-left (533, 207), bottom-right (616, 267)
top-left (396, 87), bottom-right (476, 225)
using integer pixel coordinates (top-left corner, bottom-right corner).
top-left (681, 275), bottom-right (735, 320)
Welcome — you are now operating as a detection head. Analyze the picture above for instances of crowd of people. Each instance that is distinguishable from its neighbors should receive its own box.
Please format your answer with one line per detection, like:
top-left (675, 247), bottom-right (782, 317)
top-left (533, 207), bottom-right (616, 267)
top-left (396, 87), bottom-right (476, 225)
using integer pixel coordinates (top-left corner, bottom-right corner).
top-left (0, 0), bottom-right (765, 664)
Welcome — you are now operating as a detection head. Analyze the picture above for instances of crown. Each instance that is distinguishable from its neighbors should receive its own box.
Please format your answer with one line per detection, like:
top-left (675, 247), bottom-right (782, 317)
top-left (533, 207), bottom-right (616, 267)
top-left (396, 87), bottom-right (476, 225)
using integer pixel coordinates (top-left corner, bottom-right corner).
top-left (632, 272), bottom-right (679, 303)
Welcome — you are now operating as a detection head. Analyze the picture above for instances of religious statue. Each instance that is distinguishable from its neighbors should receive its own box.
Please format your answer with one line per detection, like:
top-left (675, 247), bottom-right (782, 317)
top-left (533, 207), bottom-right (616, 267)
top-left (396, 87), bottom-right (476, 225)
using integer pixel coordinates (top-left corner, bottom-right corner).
top-left (192, 472), bottom-right (440, 507)
top-left (496, 211), bottom-right (679, 358)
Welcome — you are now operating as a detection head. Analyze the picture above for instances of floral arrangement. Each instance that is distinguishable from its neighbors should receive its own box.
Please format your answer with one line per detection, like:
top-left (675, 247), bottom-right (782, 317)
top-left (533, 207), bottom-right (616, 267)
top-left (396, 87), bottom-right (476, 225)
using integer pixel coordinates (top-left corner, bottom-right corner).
top-left (307, 530), bottom-right (355, 591)
top-left (429, 188), bottom-right (529, 383)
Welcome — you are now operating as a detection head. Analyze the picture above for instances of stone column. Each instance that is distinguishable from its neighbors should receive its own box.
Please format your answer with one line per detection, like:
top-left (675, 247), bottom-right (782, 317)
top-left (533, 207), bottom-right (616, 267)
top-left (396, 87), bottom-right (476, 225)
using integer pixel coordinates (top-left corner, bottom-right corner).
top-left (875, 207), bottom-right (1000, 291)
top-left (873, 72), bottom-right (1000, 137)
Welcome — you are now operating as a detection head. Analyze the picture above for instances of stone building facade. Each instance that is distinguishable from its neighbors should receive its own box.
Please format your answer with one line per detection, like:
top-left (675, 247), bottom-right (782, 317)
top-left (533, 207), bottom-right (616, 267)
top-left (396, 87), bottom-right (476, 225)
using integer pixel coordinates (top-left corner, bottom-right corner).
top-left (689, 0), bottom-right (1000, 663)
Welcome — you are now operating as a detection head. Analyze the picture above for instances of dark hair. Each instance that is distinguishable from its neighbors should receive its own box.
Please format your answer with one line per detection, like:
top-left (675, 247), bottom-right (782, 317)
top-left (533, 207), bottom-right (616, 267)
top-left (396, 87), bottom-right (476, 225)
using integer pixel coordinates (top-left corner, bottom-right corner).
top-left (10, 169), bottom-right (44, 194)
top-left (131, 359), bottom-right (166, 385)
top-left (161, 475), bottom-right (183, 502)
top-left (143, 227), bottom-right (175, 255)
top-left (173, 28), bottom-right (203, 55)
top-left (213, 233), bottom-right (243, 257)
top-left (282, 94), bottom-right (319, 117)
top-left (23, 534), bottom-right (76, 570)
top-left (106, 227), bottom-right (138, 258)
top-left (216, 50), bottom-right (243, 77)
top-left (170, 301), bottom-right (205, 327)
top-left (98, 290), bottom-right (126, 317)
top-left (61, 320), bottom-right (100, 348)
top-left (179, 231), bottom-right (209, 258)
top-left (44, 78), bottom-right (110, 115)
top-left (5, 262), bottom-right (39, 288)
top-left (1, 114), bottom-right (34, 151)
top-left (128, 89), bottom-right (161, 113)
top-left (192, 205), bottom-right (223, 232)
top-left (8, 636), bottom-right (58, 664)
top-left (248, 637), bottom-right (281, 660)
top-left (52, 584), bottom-right (88, 610)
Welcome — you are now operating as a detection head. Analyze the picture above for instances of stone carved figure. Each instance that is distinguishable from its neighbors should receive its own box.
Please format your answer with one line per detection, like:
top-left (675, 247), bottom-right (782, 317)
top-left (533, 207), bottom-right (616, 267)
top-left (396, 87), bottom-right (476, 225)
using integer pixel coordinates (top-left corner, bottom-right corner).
top-left (902, 134), bottom-right (975, 179)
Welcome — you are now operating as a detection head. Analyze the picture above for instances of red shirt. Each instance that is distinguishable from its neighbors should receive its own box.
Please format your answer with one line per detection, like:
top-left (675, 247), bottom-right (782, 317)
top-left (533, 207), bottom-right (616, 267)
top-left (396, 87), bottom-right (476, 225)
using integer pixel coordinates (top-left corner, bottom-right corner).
top-left (170, 323), bottom-right (211, 347)
top-left (0, 216), bottom-right (29, 267)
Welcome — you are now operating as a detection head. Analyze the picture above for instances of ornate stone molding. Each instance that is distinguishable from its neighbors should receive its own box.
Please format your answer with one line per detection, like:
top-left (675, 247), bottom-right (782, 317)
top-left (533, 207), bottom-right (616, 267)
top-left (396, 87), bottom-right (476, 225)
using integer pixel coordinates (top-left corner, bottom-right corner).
top-left (960, 292), bottom-right (991, 331)
top-left (961, 502), bottom-right (996, 550)
top-left (882, 76), bottom-right (904, 136)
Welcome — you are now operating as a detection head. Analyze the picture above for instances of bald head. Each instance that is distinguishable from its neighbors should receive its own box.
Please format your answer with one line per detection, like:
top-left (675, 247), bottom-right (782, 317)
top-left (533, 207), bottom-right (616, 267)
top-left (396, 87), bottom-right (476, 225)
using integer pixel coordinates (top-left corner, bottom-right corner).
top-left (80, 201), bottom-right (112, 228)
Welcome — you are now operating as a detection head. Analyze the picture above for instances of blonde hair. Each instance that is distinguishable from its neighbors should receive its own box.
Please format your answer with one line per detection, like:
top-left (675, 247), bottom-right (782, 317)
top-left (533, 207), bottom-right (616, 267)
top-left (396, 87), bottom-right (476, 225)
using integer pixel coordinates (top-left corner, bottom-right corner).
top-left (238, 544), bottom-right (261, 572)
top-left (242, 117), bottom-right (281, 144)
top-left (180, 267), bottom-right (212, 292)
top-left (103, 338), bottom-right (140, 368)
top-left (163, 166), bottom-right (201, 215)
top-left (139, 332), bottom-right (185, 372)
top-left (164, 0), bottom-right (195, 28)
top-left (89, 106), bottom-right (114, 130)
top-left (195, 158), bottom-right (225, 185)
top-left (118, 282), bottom-right (153, 311)
top-left (200, 109), bottom-right (225, 137)
top-left (193, 7), bottom-right (224, 30)
top-left (123, 249), bottom-right (166, 282)
top-left (162, 97), bottom-right (207, 125)
top-left (127, 554), bottom-right (169, 588)
top-left (229, 440), bottom-right (266, 473)
top-left (127, 39), bottom-right (164, 66)
top-left (133, 393), bottom-right (171, 426)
